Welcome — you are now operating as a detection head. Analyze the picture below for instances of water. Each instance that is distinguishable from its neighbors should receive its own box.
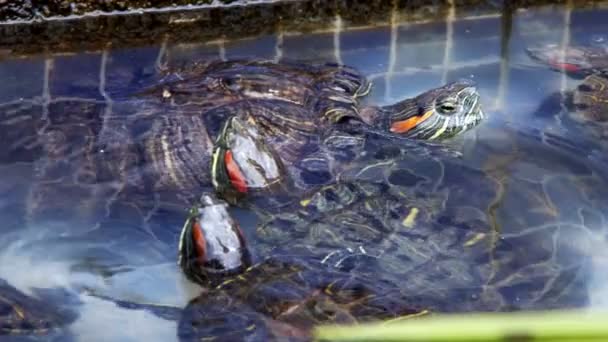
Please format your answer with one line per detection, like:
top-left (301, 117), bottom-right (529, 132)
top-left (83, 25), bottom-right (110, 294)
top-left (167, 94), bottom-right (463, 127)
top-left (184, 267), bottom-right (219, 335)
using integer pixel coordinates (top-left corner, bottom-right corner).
top-left (2, 3), bottom-right (608, 341)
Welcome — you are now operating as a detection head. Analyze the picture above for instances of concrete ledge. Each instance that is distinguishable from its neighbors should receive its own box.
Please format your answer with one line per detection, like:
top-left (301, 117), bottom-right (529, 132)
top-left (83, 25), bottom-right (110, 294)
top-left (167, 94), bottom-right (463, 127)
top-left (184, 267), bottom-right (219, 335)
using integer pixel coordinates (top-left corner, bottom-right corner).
top-left (1, 0), bottom-right (607, 57)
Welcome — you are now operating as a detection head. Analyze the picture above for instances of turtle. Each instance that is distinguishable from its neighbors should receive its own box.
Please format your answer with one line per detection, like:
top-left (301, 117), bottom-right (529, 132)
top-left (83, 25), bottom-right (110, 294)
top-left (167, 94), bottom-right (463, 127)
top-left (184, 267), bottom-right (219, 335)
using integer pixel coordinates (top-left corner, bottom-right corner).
top-left (139, 59), bottom-right (484, 141)
top-left (0, 58), bottom-right (483, 339)
top-left (562, 73), bottom-right (608, 142)
top-left (85, 253), bottom-right (427, 342)
top-left (133, 59), bottom-right (483, 205)
top-left (16, 117), bottom-right (601, 341)
top-left (525, 43), bottom-right (608, 78)
top-left (0, 278), bottom-right (78, 340)
top-left (0, 59), bottom-right (483, 230)
top-left (525, 44), bottom-right (608, 152)
top-left (173, 119), bottom-right (608, 341)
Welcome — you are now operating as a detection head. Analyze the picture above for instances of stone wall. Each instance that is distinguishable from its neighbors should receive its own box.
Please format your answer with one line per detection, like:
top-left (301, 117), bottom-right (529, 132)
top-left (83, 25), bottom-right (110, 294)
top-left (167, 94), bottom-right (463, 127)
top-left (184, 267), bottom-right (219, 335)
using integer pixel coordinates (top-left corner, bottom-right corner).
top-left (1, 0), bottom-right (607, 56)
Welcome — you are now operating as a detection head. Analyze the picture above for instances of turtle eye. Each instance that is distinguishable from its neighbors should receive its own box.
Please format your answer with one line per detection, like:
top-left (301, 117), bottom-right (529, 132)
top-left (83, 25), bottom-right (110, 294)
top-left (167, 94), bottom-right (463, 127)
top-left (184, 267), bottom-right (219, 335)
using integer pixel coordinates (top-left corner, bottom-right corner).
top-left (437, 99), bottom-right (458, 115)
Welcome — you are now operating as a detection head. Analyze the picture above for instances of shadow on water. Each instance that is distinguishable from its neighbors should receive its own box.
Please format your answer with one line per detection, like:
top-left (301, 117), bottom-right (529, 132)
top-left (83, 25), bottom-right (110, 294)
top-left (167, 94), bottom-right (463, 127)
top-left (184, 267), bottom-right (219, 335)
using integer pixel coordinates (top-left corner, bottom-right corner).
top-left (2, 2), bottom-right (608, 341)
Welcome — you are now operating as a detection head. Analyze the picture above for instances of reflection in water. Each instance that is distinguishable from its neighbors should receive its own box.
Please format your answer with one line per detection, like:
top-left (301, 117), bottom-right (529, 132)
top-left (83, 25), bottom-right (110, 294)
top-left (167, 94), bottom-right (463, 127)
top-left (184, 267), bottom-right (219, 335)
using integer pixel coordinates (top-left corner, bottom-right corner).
top-left (2, 2), bottom-right (608, 341)
top-left (590, 251), bottom-right (608, 309)
top-left (0, 229), bottom-right (199, 341)
top-left (72, 296), bottom-right (177, 342)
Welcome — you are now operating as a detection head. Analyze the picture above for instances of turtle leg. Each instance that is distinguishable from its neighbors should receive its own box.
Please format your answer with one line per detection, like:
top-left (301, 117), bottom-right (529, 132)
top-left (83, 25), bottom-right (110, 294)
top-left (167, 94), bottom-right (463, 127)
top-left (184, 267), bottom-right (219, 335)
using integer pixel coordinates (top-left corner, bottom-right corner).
top-left (0, 278), bottom-right (74, 337)
top-left (314, 63), bottom-right (372, 99)
top-left (178, 292), bottom-right (288, 342)
top-left (308, 64), bottom-right (372, 125)
top-left (81, 284), bottom-right (296, 341)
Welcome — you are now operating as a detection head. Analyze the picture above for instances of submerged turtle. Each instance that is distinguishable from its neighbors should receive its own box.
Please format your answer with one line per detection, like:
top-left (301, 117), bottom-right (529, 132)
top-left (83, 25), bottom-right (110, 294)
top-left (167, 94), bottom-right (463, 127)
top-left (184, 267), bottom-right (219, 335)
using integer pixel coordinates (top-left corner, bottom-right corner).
top-left (0, 58), bottom-right (483, 339)
top-left (526, 44), bottom-right (608, 149)
top-left (176, 261), bottom-right (430, 342)
top-left (0, 278), bottom-right (77, 339)
top-left (526, 43), bottom-right (608, 78)
top-left (563, 73), bottom-right (608, 141)
top-left (173, 120), bottom-right (606, 340)
top-left (142, 60), bottom-right (484, 140)
top-left (0, 59), bottom-right (483, 229)
top-left (14, 120), bottom-right (601, 341)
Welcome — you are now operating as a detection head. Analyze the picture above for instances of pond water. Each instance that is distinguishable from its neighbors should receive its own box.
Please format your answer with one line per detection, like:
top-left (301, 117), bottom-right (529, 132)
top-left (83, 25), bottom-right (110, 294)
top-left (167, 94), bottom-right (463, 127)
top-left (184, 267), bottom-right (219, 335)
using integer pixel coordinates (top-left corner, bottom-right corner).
top-left (2, 3), bottom-right (608, 342)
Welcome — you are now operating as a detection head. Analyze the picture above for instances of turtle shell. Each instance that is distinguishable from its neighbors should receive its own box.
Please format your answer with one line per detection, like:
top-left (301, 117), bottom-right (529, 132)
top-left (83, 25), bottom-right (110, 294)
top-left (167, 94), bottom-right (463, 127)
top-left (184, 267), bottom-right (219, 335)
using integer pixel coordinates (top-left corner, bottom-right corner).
top-left (258, 147), bottom-right (597, 313)
top-left (177, 258), bottom-right (425, 342)
top-left (568, 74), bottom-right (608, 139)
top-left (526, 44), bottom-right (608, 77)
top-left (527, 73), bottom-right (608, 153)
top-left (144, 59), bottom-right (370, 122)
top-left (0, 279), bottom-right (76, 338)
top-left (175, 121), bottom-right (605, 340)
top-left (1, 56), bottom-right (485, 231)
top-left (526, 43), bottom-right (608, 142)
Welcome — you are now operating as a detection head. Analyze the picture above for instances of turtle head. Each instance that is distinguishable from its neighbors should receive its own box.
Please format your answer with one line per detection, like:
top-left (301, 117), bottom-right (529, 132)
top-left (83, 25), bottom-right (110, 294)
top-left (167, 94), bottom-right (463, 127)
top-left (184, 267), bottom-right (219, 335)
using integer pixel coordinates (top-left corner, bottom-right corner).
top-left (178, 194), bottom-right (251, 286)
top-left (380, 79), bottom-right (484, 140)
top-left (212, 116), bottom-right (286, 204)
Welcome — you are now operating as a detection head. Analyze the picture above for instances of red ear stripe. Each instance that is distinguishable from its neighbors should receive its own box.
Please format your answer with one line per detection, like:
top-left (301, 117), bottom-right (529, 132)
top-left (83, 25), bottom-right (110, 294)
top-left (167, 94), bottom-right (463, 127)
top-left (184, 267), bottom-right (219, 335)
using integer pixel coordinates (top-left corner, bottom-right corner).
top-left (225, 150), bottom-right (248, 193)
top-left (192, 221), bottom-right (208, 264)
top-left (550, 61), bottom-right (580, 72)
top-left (390, 110), bottom-right (434, 134)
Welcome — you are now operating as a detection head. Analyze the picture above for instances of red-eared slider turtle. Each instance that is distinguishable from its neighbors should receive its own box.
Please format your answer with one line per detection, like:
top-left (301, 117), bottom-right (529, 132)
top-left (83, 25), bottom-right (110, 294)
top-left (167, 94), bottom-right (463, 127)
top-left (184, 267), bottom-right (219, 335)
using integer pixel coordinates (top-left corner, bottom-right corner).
top-left (176, 259), bottom-right (426, 342)
top-left (0, 59), bottom-right (483, 230)
top-left (0, 59), bottom-right (483, 340)
top-left (174, 120), bottom-right (605, 341)
top-left (59, 121), bottom-right (604, 341)
top-left (137, 60), bottom-right (482, 205)
top-left (0, 278), bottom-right (78, 339)
top-left (144, 60), bottom-right (484, 140)
top-left (563, 73), bottom-right (608, 142)
top-left (526, 43), bottom-right (608, 78)
top-left (524, 44), bottom-right (608, 153)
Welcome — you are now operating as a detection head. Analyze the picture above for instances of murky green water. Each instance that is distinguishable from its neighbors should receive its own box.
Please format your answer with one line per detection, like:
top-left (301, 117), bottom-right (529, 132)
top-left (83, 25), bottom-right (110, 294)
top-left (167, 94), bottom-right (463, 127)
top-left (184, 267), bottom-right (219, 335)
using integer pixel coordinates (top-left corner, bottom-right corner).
top-left (2, 4), bottom-right (608, 341)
